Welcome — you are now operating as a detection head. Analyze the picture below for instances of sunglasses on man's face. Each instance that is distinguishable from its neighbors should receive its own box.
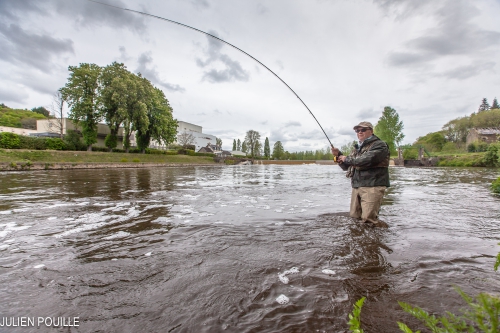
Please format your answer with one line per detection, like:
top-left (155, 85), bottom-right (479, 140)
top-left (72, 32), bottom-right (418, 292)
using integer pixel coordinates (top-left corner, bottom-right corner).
top-left (355, 128), bottom-right (369, 133)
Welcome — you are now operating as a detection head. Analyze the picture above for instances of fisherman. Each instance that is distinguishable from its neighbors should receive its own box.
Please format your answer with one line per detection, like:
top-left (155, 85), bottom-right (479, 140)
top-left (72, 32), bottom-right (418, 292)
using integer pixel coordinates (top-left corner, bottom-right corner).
top-left (331, 122), bottom-right (390, 228)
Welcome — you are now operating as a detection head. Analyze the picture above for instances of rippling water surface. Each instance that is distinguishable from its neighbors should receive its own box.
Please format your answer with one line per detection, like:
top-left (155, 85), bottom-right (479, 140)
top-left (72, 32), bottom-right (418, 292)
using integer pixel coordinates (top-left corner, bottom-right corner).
top-left (0, 165), bottom-right (499, 332)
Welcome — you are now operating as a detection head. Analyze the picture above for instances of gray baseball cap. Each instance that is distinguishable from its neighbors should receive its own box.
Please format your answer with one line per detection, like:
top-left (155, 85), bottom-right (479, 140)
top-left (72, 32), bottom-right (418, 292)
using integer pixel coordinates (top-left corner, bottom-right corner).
top-left (353, 121), bottom-right (373, 130)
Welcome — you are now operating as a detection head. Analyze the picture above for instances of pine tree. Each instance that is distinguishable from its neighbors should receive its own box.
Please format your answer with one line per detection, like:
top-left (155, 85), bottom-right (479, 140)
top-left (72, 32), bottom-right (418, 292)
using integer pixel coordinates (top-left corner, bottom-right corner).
top-left (491, 97), bottom-right (500, 110)
top-left (232, 139), bottom-right (236, 151)
top-left (478, 98), bottom-right (490, 112)
top-left (264, 137), bottom-right (271, 159)
top-left (237, 139), bottom-right (241, 151)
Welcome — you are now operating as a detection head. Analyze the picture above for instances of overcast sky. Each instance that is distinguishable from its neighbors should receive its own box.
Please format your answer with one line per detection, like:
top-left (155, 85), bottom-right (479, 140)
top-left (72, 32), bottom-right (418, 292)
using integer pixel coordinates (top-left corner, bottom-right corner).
top-left (1, 0), bottom-right (499, 151)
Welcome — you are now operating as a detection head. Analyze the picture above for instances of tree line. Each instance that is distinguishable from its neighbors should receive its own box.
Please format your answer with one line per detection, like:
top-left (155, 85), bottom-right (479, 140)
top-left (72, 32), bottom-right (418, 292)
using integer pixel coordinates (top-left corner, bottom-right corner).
top-left (60, 62), bottom-right (177, 152)
top-left (230, 106), bottom-right (405, 160)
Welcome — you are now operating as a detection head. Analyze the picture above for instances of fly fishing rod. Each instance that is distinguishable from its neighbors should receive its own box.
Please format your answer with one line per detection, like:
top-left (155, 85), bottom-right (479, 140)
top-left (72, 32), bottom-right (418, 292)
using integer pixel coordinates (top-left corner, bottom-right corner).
top-left (85, 0), bottom-right (335, 150)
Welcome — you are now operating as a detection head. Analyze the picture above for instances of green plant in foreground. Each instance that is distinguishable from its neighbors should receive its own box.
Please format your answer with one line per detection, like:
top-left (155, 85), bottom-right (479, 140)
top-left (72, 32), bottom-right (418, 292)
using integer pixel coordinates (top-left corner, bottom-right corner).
top-left (348, 297), bottom-right (365, 333)
top-left (397, 288), bottom-right (500, 333)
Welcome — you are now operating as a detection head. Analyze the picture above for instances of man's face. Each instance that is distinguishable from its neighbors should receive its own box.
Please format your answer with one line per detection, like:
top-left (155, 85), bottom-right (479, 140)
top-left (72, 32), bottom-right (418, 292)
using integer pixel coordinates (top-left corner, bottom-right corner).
top-left (355, 127), bottom-right (373, 141)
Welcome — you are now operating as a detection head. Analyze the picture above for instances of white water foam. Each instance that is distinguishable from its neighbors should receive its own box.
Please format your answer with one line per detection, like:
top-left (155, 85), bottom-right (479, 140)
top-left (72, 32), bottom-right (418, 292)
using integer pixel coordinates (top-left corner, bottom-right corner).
top-left (278, 267), bottom-right (299, 284)
top-left (104, 231), bottom-right (130, 240)
top-left (33, 264), bottom-right (45, 269)
top-left (276, 294), bottom-right (289, 305)
top-left (322, 269), bottom-right (336, 275)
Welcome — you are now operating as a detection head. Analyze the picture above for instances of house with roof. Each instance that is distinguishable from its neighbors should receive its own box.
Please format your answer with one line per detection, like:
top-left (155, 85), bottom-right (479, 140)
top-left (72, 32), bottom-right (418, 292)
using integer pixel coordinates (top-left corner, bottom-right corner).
top-left (198, 143), bottom-right (232, 157)
top-left (466, 128), bottom-right (500, 147)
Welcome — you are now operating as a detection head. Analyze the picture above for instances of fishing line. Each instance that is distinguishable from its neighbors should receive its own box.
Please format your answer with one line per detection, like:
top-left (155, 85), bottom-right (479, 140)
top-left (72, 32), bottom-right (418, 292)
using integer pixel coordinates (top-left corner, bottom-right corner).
top-left (85, 0), bottom-right (334, 148)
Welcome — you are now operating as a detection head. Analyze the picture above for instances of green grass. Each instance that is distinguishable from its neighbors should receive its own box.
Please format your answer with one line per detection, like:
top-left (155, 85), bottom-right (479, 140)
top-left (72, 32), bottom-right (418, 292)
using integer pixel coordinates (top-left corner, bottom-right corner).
top-left (437, 152), bottom-right (486, 167)
top-left (0, 149), bottom-right (216, 165)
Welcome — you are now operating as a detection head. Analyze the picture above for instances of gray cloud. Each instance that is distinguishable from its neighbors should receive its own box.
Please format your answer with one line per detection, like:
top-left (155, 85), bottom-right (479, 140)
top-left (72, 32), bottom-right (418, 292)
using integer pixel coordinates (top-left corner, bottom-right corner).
top-left (0, 23), bottom-right (74, 73)
top-left (0, 0), bottom-right (147, 34)
top-left (196, 31), bottom-right (250, 83)
top-left (356, 108), bottom-right (379, 120)
top-left (257, 3), bottom-right (269, 15)
top-left (54, 0), bottom-right (147, 34)
top-left (0, 85), bottom-right (29, 104)
top-left (337, 127), bottom-right (355, 136)
top-left (136, 52), bottom-right (186, 93)
top-left (385, 0), bottom-right (500, 68)
top-left (284, 121), bottom-right (301, 127)
top-left (191, 0), bottom-right (210, 9)
top-left (437, 61), bottom-right (496, 80)
top-left (118, 46), bottom-right (131, 62)
top-left (0, 0), bottom-right (47, 20)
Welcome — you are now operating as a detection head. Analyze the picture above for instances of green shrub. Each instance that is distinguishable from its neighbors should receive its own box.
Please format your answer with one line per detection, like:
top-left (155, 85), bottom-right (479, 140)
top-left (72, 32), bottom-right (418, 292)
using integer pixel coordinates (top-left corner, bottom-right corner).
top-left (112, 148), bottom-right (125, 153)
top-left (441, 142), bottom-right (460, 153)
top-left (492, 177), bottom-right (500, 194)
top-left (18, 135), bottom-right (46, 150)
top-left (0, 132), bottom-right (21, 148)
top-left (132, 158), bottom-right (140, 162)
top-left (477, 142), bottom-right (489, 152)
top-left (403, 148), bottom-right (418, 159)
top-left (468, 143), bottom-right (477, 152)
top-left (129, 148), bottom-right (141, 154)
top-left (45, 138), bottom-right (66, 150)
top-left (482, 144), bottom-right (499, 167)
top-left (165, 150), bottom-right (178, 155)
top-left (64, 130), bottom-right (86, 151)
top-left (104, 134), bottom-right (118, 150)
top-left (90, 146), bottom-right (109, 152)
top-left (145, 148), bottom-right (165, 155)
top-left (187, 149), bottom-right (196, 156)
top-left (120, 158), bottom-right (128, 162)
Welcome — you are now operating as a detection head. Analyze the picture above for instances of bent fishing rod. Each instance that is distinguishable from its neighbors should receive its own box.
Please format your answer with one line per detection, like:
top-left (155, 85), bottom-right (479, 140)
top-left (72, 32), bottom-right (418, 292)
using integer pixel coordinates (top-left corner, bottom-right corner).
top-left (85, 0), bottom-right (335, 149)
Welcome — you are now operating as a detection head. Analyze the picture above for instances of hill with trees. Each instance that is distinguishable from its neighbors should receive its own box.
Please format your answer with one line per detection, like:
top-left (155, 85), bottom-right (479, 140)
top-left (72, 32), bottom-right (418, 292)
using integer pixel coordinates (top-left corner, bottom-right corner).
top-left (0, 104), bottom-right (49, 129)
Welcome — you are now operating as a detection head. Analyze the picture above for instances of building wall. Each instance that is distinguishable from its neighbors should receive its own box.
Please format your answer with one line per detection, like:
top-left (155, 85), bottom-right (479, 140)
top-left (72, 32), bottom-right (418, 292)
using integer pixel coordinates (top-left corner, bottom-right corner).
top-left (36, 119), bottom-right (126, 149)
top-left (177, 121), bottom-right (202, 133)
top-left (466, 128), bottom-right (500, 146)
top-left (0, 126), bottom-right (38, 136)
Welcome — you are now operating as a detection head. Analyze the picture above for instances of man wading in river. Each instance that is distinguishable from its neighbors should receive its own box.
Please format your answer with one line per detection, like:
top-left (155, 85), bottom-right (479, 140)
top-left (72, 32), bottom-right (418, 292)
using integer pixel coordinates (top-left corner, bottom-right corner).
top-left (332, 121), bottom-right (390, 228)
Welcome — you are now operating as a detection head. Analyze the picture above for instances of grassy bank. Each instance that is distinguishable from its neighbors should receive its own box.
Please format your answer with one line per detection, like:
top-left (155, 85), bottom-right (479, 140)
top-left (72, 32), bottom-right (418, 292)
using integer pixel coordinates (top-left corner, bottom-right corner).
top-left (0, 149), bottom-right (216, 165)
top-left (436, 152), bottom-right (491, 167)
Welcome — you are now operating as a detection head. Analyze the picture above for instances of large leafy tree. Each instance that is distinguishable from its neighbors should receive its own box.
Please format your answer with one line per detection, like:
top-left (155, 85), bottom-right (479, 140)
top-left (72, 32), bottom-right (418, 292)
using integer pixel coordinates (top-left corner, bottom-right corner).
top-left (216, 137), bottom-right (222, 150)
top-left (442, 116), bottom-right (472, 143)
top-left (98, 62), bottom-right (133, 151)
top-left (244, 130), bottom-right (261, 158)
top-left (241, 141), bottom-right (247, 154)
top-left (237, 139), bottom-right (241, 151)
top-left (272, 141), bottom-right (284, 160)
top-left (374, 106), bottom-right (405, 155)
top-left (232, 139), bottom-right (236, 151)
top-left (264, 137), bottom-right (270, 159)
top-left (60, 63), bottom-right (102, 151)
top-left (135, 83), bottom-right (177, 153)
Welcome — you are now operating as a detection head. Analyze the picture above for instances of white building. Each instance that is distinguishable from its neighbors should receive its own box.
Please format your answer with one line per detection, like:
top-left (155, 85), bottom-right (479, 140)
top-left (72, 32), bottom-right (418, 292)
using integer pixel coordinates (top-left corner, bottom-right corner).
top-left (175, 120), bottom-right (217, 151)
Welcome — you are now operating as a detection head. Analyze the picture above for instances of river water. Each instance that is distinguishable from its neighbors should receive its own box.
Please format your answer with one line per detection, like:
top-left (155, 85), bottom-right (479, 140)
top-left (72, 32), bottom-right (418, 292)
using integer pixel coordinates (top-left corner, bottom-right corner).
top-left (0, 165), bottom-right (499, 333)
